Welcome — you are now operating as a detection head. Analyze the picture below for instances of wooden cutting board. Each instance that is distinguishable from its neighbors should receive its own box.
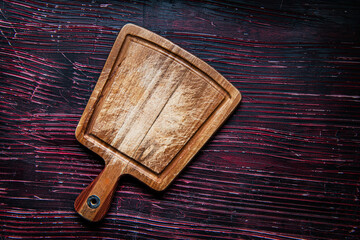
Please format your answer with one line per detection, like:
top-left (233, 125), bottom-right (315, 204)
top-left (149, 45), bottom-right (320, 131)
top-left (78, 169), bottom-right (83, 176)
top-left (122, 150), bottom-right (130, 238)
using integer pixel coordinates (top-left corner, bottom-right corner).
top-left (74, 24), bottom-right (241, 222)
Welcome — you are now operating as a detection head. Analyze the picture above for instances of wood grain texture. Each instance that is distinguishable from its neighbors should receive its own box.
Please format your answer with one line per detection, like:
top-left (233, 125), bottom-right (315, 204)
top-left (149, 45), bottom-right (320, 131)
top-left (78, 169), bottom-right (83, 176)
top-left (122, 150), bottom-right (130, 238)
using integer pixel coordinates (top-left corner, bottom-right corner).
top-left (1, 0), bottom-right (360, 238)
top-left (74, 24), bottom-right (240, 221)
top-left (86, 29), bottom-right (230, 174)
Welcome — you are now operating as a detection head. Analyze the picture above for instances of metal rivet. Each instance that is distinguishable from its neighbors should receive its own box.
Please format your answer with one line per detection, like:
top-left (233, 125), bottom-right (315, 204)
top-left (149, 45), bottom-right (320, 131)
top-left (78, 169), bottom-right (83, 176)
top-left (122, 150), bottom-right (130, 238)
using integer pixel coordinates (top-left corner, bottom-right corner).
top-left (87, 195), bottom-right (100, 209)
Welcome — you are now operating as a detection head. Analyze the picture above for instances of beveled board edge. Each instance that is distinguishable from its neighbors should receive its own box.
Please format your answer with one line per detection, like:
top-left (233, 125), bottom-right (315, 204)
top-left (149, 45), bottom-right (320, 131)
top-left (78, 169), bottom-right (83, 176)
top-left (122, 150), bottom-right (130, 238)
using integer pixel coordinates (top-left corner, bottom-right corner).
top-left (75, 23), bottom-right (241, 191)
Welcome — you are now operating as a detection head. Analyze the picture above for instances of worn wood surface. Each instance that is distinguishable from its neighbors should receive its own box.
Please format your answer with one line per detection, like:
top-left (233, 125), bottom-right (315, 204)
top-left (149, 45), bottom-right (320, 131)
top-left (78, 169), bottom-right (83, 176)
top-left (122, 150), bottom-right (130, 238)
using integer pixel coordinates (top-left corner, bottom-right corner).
top-left (74, 24), bottom-right (240, 222)
top-left (1, 0), bottom-right (359, 239)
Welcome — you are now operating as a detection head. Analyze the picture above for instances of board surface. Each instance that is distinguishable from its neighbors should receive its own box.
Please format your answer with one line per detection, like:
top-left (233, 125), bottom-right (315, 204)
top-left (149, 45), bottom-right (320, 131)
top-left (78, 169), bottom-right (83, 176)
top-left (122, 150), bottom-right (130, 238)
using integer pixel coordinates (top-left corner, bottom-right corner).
top-left (88, 35), bottom-right (224, 174)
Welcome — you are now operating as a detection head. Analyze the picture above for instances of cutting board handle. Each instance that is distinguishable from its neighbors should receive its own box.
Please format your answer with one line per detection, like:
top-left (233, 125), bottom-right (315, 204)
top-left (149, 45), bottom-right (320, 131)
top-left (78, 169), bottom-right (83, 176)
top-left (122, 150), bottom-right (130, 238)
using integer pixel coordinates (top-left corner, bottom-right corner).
top-left (74, 161), bottom-right (124, 222)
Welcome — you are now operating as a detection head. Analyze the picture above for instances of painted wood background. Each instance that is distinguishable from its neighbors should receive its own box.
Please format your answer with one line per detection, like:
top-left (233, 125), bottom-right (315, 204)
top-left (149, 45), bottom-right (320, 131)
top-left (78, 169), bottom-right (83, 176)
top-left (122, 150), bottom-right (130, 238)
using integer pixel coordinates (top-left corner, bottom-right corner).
top-left (1, 0), bottom-right (359, 239)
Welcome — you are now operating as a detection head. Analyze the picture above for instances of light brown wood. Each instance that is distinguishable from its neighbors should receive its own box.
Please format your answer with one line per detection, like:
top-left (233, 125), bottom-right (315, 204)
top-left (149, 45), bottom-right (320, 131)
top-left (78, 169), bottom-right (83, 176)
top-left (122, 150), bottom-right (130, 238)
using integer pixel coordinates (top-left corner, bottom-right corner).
top-left (74, 24), bottom-right (241, 222)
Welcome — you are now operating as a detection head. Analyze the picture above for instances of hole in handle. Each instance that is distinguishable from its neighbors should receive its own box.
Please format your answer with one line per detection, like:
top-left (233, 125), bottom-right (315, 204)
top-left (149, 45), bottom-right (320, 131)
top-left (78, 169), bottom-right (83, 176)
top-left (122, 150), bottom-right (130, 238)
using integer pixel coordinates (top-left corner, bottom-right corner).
top-left (87, 195), bottom-right (100, 209)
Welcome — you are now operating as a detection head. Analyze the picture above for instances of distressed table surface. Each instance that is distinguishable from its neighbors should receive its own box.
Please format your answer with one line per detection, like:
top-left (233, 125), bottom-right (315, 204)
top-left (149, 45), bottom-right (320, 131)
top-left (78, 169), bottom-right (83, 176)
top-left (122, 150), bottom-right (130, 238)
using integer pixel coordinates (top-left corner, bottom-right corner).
top-left (0, 0), bottom-right (359, 239)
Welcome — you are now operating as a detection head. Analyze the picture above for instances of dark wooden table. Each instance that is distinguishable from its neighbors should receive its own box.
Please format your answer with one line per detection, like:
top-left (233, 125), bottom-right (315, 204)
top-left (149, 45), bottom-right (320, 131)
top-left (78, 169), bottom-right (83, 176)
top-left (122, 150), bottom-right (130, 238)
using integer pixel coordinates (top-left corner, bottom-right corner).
top-left (1, 0), bottom-right (359, 239)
